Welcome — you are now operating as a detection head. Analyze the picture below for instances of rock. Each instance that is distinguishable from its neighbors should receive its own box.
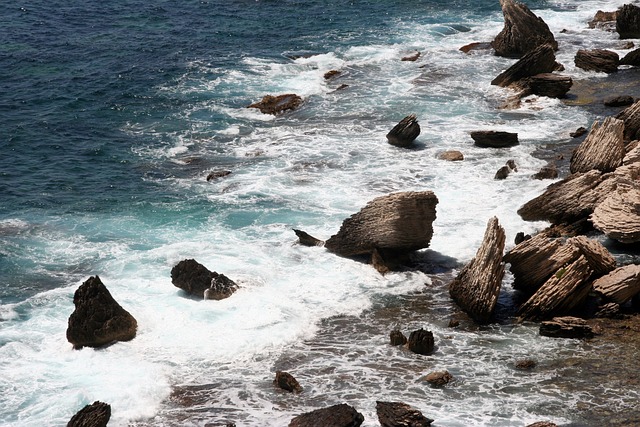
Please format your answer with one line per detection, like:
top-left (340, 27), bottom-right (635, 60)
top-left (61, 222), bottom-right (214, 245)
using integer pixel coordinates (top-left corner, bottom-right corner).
top-left (324, 70), bottom-right (341, 80)
top-left (390, 329), bottom-right (408, 346)
top-left (67, 401), bottom-right (111, 427)
top-left (470, 130), bottom-right (519, 148)
top-left (495, 165), bottom-right (511, 180)
top-left (171, 259), bottom-right (238, 300)
top-left (518, 256), bottom-right (594, 321)
top-left (459, 42), bottom-right (492, 54)
top-left (591, 182), bottom-right (640, 243)
top-left (570, 126), bottom-right (587, 138)
top-left (288, 403), bottom-right (364, 427)
top-left (620, 48), bottom-right (640, 66)
top-left (491, 44), bottom-right (558, 87)
top-left (520, 73), bottom-right (573, 98)
top-left (401, 51), bottom-right (421, 61)
top-left (423, 370), bottom-right (453, 387)
top-left (206, 170), bottom-right (232, 181)
top-left (324, 191), bottom-right (438, 258)
top-left (449, 217), bottom-right (505, 323)
top-left (248, 94), bottom-right (303, 115)
top-left (492, 0), bottom-right (557, 58)
top-left (274, 371), bottom-right (303, 393)
top-left (574, 49), bottom-right (619, 73)
top-left (293, 229), bottom-right (324, 247)
top-left (616, 100), bottom-right (640, 141)
top-left (617, 4), bottom-right (640, 39)
top-left (526, 422), bottom-right (558, 427)
top-left (595, 302), bottom-right (622, 318)
top-left (593, 264), bottom-right (640, 304)
top-left (407, 328), bottom-right (435, 355)
top-left (570, 117), bottom-right (625, 174)
top-left (533, 164), bottom-right (558, 180)
top-left (623, 41), bottom-right (636, 49)
top-left (539, 316), bottom-right (595, 339)
top-left (514, 232), bottom-right (531, 245)
top-left (567, 236), bottom-right (617, 276)
top-left (589, 10), bottom-right (617, 30)
top-left (386, 114), bottom-right (421, 148)
top-left (204, 272), bottom-right (239, 301)
top-left (376, 401), bottom-right (433, 427)
top-left (66, 276), bottom-right (137, 349)
top-left (515, 359), bottom-right (537, 370)
top-left (439, 150), bottom-right (464, 161)
top-left (604, 95), bottom-right (635, 107)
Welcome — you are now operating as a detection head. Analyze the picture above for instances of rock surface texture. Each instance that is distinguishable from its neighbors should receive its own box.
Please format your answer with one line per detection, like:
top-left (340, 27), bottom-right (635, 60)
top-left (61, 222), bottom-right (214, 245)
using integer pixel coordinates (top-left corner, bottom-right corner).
top-left (539, 316), bottom-right (595, 339)
top-left (376, 401), bottom-right (433, 427)
top-left (574, 49), bottom-right (619, 73)
top-left (248, 94), bottom-right (302, 115)
top-left (491, 44), bottom-right (557, 87)
top-left (569, 117), bottom-right (625, 174)
top-left (386, 114), bottom-right (421, 148)
top-left (67, 401), bottom-right (111, 427)
top-left (591, 182), bottom-right (640, 243)
top-left (492, 0), bottom-right (557, 58)
top-left (288, 403), bottom-right (364, 427)
top-left (617, 4), bottom-right (640, 39)
top-left (593, 264), bottom-right (640, 304)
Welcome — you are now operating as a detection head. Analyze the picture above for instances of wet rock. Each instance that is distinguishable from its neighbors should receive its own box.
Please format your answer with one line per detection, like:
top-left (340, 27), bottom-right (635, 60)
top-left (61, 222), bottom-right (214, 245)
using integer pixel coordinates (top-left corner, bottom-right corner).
top-left (288, 403), bottom-right (364, 427)
top-left (293, 229), bottom-right (324, 247)
top-left (589, 10), bottom-right (617, 30)
top-left (570, 117), bottom-right (625, 174)
top-left (274, 371), bottom-right (303, 393)
top-left (539, 316), bottom-right (595, 339)
top-left (591, 182), bottom-right (640, 243)
top-left (386, 114), bottom-right (420, 148)
top-left (515, 359), bottom-right (537, 370)
top-left (604, 95), bottom-right (635, 107)
top-left (620, 48), bottom-right (640, 66)
top-left (401, 51), bottom-right (421, 62)
top-left (492, 0), bottom-right (557, 58)
top-left (514, 232), bottom-right (531, 245)
top-left (495, 165), bottom-right (511, 180)
top-left (617, 4), bottom-right (640, 39)
top-left (204, 272), bottom-right (239, 301)
top-left (491, 44), bottom-right (558, 87)
top-left (570, 126), bottom-right (587, 138)
top-left (324, 70), bottom-right (341, 80)
top-left (533, 164), bottom-right (558, 180)
top-left (449, 217), bottom-right (505, 323)
top-left (390, 329), bottom-right (408, 346)
top-left (376, 401), bottom-right (433, 427)
top-left (459, 42), bottom-right (492, 54)
top-left (519, 73), bottom-right (573, 98)
top-left (67, 401), bottom-right (111, 427)
top-left (574, 49), bottom-right (619, 73)
top-left (616, 100), bottom-right (640, 141)
top-left (593, 264), bottom-right (640, 304)
top-left (171, 259), bottom-right (238, 300)
top-left (248, 94), bottom-right (303, 115)
top-left (206, 170), bottom-right (232, 181)
top-left (66, 276), bottom-right (137, 349)
top-left (424, 370), bottom-right (453, 387)
top-left (595, 302), bottom-right (622, 318)
top-left (470, 130), bottom-right (519, 148)
top-left (525, 422), bottom-right (558, 427)
top-left (439, 150), bottom-right (464, 161)
top-left (407, 328), bottom-right (435, 355)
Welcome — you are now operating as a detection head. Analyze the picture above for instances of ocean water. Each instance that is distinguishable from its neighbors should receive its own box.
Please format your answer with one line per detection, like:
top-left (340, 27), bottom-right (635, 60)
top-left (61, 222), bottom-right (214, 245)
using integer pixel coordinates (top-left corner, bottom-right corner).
top-left (1, 0), bottom-right (638, 426)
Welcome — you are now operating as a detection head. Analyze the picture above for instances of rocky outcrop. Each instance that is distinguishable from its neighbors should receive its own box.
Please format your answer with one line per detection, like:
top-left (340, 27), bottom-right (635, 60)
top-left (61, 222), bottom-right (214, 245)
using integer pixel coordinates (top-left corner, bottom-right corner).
top-left (591, 182), bottom-right (640, 243)
top-left (274, 371), bottom-right (303, 393)
top-left (539, 316), bottom-right (595, 339)
top-left (390, 329), bottom-right (408, 346)
top-left (449, 217), bottom-right (505, 323)
top-left (293, 229), bottom-right (324, 247)
top-left (616, 100), bottom-right (640, 141)
top-left (593, 264), bottom-right (640, 304)
top-left (386, 114), bottom-right (421, 148)
top-left (68, 401), bottom-right (111, 427)
top-left (519, 73), bottom-right (573, 98)
top-left (407, 328), bottom-right (435, 355)
top-left (570, 117), bottom-right (625, 174)
top-left (376, 401), bottom-right (433, 427)
top-left (171, 259), bottom-right (238, 300)
top-left (492, 0), bottom-right (557, 58)
top-left (289, 403), bottom-right (364, 427)
top-left (423, 370), bottom-right (453, 387)
top-left (589, 10), bottom-right (617, 30)
top-left (66, 276), bottom-right (137, 349)
top-left (617, 4), bottom-right (640, 39)
top-left (491, 44), bottom-right (557, 87)
top-left (620, 48), bottom-right (640, 66)
top-left (574, 49), bottom-right (619, 73)
top-left (438, 150), bottom-right (464, 161)
top-left (248, 94), bottom-right (302, 115)
top-left (470, 131), bottom-right (519, 148)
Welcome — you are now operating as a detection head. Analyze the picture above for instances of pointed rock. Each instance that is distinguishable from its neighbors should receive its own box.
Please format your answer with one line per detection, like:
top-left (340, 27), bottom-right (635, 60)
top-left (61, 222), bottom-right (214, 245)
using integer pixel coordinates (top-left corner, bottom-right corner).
top-left (570, 117), bottom-right (625, 174)
top-left (593, 264), bottom-right (640, 304)
top-left (274, 371), bottom-right (303, 393)
top-left (492, 0), bottom-right (557, 58)
top-left (376, 401), bottom-right (433, 427)
top-left (491, 44), bottom-right (557, 87)
top-left (293, 229), bottom-right (324, 247)
top-left (68, 401), bottom-right (111, 427)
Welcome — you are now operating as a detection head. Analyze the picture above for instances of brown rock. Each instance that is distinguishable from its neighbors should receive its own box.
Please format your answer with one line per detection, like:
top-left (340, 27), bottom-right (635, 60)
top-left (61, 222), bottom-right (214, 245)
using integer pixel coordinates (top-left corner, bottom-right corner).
top-left (449, 217), bottom-right (505, 323)
top-left (204, 272), bottom-right (239, 301)
top-left (591, 182), bottom-right (640, 243)
top-left (407, 328), bottom-right (435, 355)
top-left (519, 73), bottom-right (573, 98)
top-left (526, 422), bottom-right (558, 427)
top-left (424, 370), bottom-right (453, 387)
top-left (376, 401), bottom-right (433, 427)
top-left (515, 359), bottom-right (537, 370)
top-left (248, 94), bottom-right (302, 115)
top-left (539, 316), bottom-right (595, 339)
top-left (570, 117), bottom-right (625, 174)
top-left (492, 0), bottom-right (557, 58)
top-left (593, 264), bottom-right (640, 304)
top-left (567, 236), bottom-right (617, 276)
top-left (401, 51), bottom-right (421, 62)
top-left (470, 130), bottom-right (519, 148)
top-left (604, 95), bottom-right (635, 107)
top-left (68, 401), bottom-right (111, 427)
top-left (390, 329), bottom-right (408, 346)
top-left (617, 4), bottom-right (640, 39)
top-left (491, 44), bottom-right (558, 87)
top-left (589, 10), bottom-right (617, 29)
top-left (620, 48), bottom-right (640, 66)
top-left (574, 49), bottom-right (619, 73)
top-left (274, 371), bottom-right (303, 393)
top-left (288, 403), bottom-right (364, 427)
top-left (439, 150), bottom-right (464, 161)
top-left (386, 114), bottom-right (420, 148)
top-left (616, 100), bottom-right (640, 141)
top-left (459, 42), bottom-right (492, 54)
top-left (533, 164), bottom-right (558, 180)
top-left (293, 229), bottom-right (324, 247)
top-left (324, 70), bottom-right (341, 80)
top-left (570, 126), bottom-right (587, 138)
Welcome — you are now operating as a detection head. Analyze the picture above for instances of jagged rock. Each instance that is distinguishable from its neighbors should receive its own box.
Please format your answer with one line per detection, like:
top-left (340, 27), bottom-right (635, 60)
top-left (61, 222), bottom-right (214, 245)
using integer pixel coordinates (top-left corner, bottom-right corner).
top-left (68, 401), bottom-right (111, 427)
top-left (288, 403), bottom-right (364, 427)
top-left (324, 191), bottom-right (438, 258)
top-left (407, 328), bottom-right (435, 355)
top-left (591, 182), bottom-right (640, 243)
top-left (595, 302), bottom-right (622, 318)
top-left (66, 276), bottom-right (137, 349)
top-left (617, 4), bottom-right (640, 39)
top-left (171, 259), bottom-right (238, 300)
top-left (387, 114), bottom-right (421, 148)
top-left (204, 272), bottom-right (239, 300)
top-left (620, 48), bottom-right (640, 66)
top-left (491, 44), bottom-right (557, 87)
top-left (570, 117), bottom-right (625, 174)
top-left (604, 95), bottom-right (635, 107)
top-left (514, 232), bottom-right (531, 245)
top-left (376, 401), bottom-right (433, 427)
top-left (519, 73), bottom-right (573, 98)
top-left (459, 42), bottom-right (492, 54)
top-left (439, 150), bottom-right (464, 161)
top-left (324, 70), bottom-right (341, 80)
top-left (293, 229), bottom-right (324, 247)
top-left (567, 236), bottom-right (617, 276)
top-left (274, 371), bottom-right (303, 393)
top-left (515, 359), bottom-right (537, 370)
top-left (470, 131), bottom-right (519, 148)
top-left (449, 217), bottom-right (505, 323)
top-left (574, 49), bottom-right (619, 73)
top-left (423, 370), bottom-right (453, 387)
top-left (518, 256), bottom-right (594, 321)
top-left (492, 0), bottom-right (557, 58)
top-left (390, 329), bottom-right (408, 346)
top-left (589, 10), bottom-right (617, 30)
top-left (401, 51), bottom-right (421, 61)
top-left (206, 170), bottom-right (232, 181)
top-left (593, 264), bottom-right (640, 304)
top-left (616, 100), bottom-right (640, 141)
top-left (248, 94), bottom-right (302, 115)
top-left (539, 316), bottom-right (595, 339)
top-left (533, 164), bottom-right (558, 180)
top-left (570, 127), bottom-right (587, 138)
top-left (526, 422), bottom-right (558, 427)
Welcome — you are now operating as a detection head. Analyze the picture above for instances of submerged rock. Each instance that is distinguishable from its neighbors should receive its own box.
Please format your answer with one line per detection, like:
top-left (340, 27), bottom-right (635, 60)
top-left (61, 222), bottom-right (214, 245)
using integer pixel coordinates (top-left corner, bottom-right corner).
top-left (376, 401), bottom-right (433, 427)
top-left (423, 370), bottom-right (453, 387)
top-left (492, 0), bottom-right (557, 58)
top-left (289, 403), bottom-right (364, 427)
top-left (248, 94), bottom-right (302, 115)
top-left (67, 401), bottom-right (111, 427)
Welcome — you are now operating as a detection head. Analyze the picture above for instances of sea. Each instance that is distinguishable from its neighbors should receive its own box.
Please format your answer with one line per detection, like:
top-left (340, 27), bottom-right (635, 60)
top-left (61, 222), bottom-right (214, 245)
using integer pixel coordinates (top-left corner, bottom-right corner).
top-left (1, 0), bottom-right (639, 426)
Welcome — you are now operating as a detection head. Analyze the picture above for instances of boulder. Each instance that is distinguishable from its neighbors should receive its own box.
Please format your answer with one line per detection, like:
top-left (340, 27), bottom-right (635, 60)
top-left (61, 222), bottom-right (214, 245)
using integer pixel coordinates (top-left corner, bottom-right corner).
top-left (470, 131), bottom-right (519, 148)
top-left (248, 94), bottom-right (302, 115)
top-left (407, 328), bottom-right (435, 355)
top-left (574, 49), bottom-right (619, 73)
top-left (67, 401), bottom-right (111, 427)
top-left (376, 401), bottom-right (433, 427)
top-left (293, 229), bottom-right (324, 247)
top-left (449, 217), bottom-right (505, 323)
top-left (288, 403), bottom-right (364, 427)
top-left (390, 329), bottom-right (408, 346)
top-left (492, 0), bottom-right (557, 58)
top-left (616, 100), bottom-right (640, 141)
top-left (617, 4), bottom-right (640, 39)
top-left (491, 44), bottom-right (558, 87)
top-left (589, 10), bottom-right (617, 30)
top-left (324, 191), bottom-right (438, 258)
top-left (539, 316), bottom-right (595, 339)
top-left (386, 114), bottom-right (421, 148)
top-left (519, 73), bottom-right (573, 98)
top-left (439, 150), bottom-right (464, 161)
top-left (66, 276), bottom-right (137, 349)
top-left (171, 259), bottom-right (238, 300)
top-left (569, 117), bottom-right (625, 174)
top-left (533, 164), bottom-right (558, 180)
top-left (593, 264), bottom-right (640, 304)
top-left (591, 182), bottom-right (640, 243)
top-left (274, 371), bottom-right (303, 393)
top-left (620, 48), bottom-right (640, 66)
top-left (423, 370), bottom-right (453, 387)
top-left (495, 165), bottom-right (511, 180)
top-left (604, 95), bottom-right (635, 107)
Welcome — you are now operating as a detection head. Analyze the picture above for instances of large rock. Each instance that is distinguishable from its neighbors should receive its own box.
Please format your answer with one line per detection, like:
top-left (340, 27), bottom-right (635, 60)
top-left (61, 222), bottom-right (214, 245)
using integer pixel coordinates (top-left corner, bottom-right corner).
top-left (620, 48), bottom-right (640, 66)
top-left (248, 94), bottom-right (302, 115)
top-left (591, 182), bottom-right (640, 243)
top-left (289, 403), bottom-right (364, 427)
top-left (589, 10), bottom-right (617, 30)
top-left (491, 44), bottom-right (558, 87)
top-left (616, 100), bottom-right (640, 141)
top-left (449, 217), bottom-right (505, 323)
top-left (170, 259), bottom-right (238, 300)
top-left (68, 401), bottom-right (111, 427)
top-left (324, 191), bottom-right (438, 257)
top-left (539, 316), bottom-right (595, 339)
top-left (386, 114), bottom-right (421, 148)
top-left (574, 49), bottom-right (619, 73)
top-left (593, 264), bottom-right (640, 304)
top-left (66, 276), bottom-right (137, 349)
top-left (617, 4), bottom-right (640, 39)
top-left (492, 0), bottom-right (557, 58)
top-left (407, 328), bottom-right (435, 355)
top-left (470, 130), bottom-right (519, 148)
top-left (376, 401), bottom-right (433, 427)
top-left (569, 117), bottom-right (625, 174)
top-left (520, 73), bottom-right (573, 98)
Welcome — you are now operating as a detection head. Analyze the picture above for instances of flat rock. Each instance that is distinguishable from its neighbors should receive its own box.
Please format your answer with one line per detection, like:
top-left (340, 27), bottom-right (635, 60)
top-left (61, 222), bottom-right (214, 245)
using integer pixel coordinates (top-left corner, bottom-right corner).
top-left (570, 117), bottom-right (625, 174)
top-left (470, 130), bottom-right (519, 148)
top-left (376, 401), bottom-right (433, 427)
top-left (539, 316), bottom-right (595, 339)
top-left (521, 73), bottom-right (573, 98)
top-left (492, 0), bottom-right (557, 58)
top-left (289, 403), bottom-right (364, 427)
top-left (593, 264), bottom-right (640, 304)
top-left (574, 49), bottom-right (619, 73)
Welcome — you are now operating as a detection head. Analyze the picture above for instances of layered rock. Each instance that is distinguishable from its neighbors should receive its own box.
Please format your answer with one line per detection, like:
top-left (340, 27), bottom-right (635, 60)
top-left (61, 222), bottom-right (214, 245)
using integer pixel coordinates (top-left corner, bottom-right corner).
top-left (376, 401), bottom-right (433, 427)
top-left (593, 264), bottom-right (640, 304)
top-left (491, 44), bottom-right (557, 87)
top-left (170, 259), bottom-right (238, 300)
top-left (424, 370), bottom-right (453, 387)
top-left (574, 49), bottom-right (619, 73)
top-left (539, 316), bottom-right (595, 339)
top-left (387, 114), bottom-right (421, 148)
top-left (66, 276), bottom-right (137, 349)
top-left (407, 328), bottom-right (435, 355)
top-left (617, 4), bottom-right (640, 39)
top-left (289, 403), bottom-right (364, 427)
top-left (616, 100), bottom-right (640, 141)
top-left (470, 131), bottom-right (519, 148)
top-left (591, 182), bottom-right (640, 243)
top-left (620, 48), bottom-right (640, 66)
top-left (492, 0), bottom-right (557, 58)
top-left (604, 95), bottom-right (635, 107)
top-left (68, 401), bottom-right (111, 427)
top-left (274, 371), bottom-right (303, 393)
top-left (449, 217), bottom-right (505, 323)
top-left (519, 73), bottom-right (572, 98)
top-left (248, 94), bottom-right (302, 115)
top-left (569, 117), bottom-right (625, 174)
top-left (589, 10), bottom-right (617, 30)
